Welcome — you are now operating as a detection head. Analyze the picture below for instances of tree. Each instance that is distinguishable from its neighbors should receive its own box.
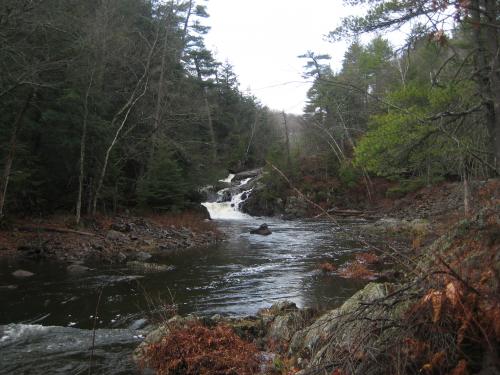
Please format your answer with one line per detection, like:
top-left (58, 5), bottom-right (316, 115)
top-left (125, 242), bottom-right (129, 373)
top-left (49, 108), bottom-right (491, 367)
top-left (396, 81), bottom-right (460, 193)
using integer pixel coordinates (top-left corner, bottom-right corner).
top-left (331, 0), bottom-right (500, 174)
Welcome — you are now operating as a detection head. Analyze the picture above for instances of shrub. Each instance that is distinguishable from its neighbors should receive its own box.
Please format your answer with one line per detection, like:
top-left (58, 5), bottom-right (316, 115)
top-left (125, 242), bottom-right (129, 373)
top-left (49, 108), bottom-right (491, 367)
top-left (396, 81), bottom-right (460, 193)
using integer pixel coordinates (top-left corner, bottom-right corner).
top-left (140, 322), bottom-right (261, 375)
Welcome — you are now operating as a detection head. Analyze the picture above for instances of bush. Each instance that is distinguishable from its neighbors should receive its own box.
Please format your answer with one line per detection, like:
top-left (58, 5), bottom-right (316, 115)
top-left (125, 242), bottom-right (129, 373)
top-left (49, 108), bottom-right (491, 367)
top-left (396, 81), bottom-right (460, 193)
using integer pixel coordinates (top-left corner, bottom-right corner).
top-left (140, 322), bottom-right (261, 375)
top-left (386, 178), bottom-right (427, 198)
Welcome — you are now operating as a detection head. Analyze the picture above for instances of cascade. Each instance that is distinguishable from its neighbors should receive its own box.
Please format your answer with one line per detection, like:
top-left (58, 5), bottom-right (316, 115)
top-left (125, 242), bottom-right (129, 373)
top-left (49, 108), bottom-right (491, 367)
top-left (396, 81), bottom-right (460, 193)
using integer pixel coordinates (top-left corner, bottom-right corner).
top-left (201, 174), bottom-right (253, 220)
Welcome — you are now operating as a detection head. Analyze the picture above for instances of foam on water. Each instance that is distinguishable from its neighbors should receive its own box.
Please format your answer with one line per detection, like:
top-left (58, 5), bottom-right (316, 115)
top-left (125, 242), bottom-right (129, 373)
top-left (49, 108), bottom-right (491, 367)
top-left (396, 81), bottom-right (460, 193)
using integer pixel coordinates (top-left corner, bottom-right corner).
top-left (218, 173), bottom-right (235, 183)
top-left (202, 174), bottom-right (253, 220)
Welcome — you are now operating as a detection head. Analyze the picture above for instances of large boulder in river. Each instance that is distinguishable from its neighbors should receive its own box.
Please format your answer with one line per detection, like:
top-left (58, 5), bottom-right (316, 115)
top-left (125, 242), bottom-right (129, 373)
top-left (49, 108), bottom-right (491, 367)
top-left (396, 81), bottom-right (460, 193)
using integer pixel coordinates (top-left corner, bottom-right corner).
top-left (250, 223), bottom-right (272, 235)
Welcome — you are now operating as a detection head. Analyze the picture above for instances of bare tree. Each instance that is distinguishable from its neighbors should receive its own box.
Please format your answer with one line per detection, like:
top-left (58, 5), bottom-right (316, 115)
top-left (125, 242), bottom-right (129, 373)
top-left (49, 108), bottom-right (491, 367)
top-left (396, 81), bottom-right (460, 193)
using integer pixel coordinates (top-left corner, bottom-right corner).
top-left (91, 35), bottom-right (158, 215)
top-left (0, 90), bottom-right (33, 218)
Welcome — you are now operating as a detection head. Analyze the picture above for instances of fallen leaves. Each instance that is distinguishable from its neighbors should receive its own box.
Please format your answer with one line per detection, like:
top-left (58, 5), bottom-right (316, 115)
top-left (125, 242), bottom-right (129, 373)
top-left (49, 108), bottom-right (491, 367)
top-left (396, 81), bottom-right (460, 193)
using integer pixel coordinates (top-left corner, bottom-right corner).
top-left (140, 322), bottom-right (261, 375)
top-left (318, 262), bottom-right (336, 273)
top-left (338, 262), bottom-right (376, 280)
top-left (355, 252), bottom-right (380, 265)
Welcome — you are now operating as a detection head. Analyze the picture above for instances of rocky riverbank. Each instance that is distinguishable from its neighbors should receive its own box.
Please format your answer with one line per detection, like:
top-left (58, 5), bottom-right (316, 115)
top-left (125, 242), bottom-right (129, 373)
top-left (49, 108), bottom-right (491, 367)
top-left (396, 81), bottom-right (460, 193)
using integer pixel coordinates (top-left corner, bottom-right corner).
top-left (134, 202), bottom-right (500, 374)
top-left (0, 211), bottom-right (222, 266)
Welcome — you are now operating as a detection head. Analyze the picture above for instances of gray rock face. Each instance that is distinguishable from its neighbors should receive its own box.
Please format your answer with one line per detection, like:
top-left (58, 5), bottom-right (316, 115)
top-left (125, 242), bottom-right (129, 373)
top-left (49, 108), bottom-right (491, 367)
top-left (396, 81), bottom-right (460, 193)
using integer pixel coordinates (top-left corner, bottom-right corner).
top-left (12, 269), bottom-right (34, 278)
top-left (241, 187), bottom-right (284, 216)
top-left (288, 282), bottom-right (401, 370)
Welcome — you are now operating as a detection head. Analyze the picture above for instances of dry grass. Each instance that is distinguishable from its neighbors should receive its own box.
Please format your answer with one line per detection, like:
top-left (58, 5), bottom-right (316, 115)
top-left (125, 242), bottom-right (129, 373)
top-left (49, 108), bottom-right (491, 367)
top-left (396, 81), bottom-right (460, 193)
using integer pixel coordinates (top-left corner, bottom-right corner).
top-left (140, 321), bottom-right (261, 375)
top-left (354, 252), bottom-right (380, 265)
top-left (318, 261), bottom-right (337, 273)
top-left (338, 262), bottom-right (376, 280)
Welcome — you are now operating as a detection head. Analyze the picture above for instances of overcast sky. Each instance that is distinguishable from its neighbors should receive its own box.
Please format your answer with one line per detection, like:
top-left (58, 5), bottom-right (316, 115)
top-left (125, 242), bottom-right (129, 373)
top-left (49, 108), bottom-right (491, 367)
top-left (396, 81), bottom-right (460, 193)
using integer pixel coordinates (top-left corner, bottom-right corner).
top-left (204, 0), bottom-right (358, 114)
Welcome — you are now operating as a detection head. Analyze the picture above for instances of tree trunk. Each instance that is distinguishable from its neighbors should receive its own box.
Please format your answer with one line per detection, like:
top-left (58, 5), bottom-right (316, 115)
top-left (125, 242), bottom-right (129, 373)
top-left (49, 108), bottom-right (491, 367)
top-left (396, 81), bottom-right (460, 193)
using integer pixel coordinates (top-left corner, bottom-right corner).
top-left (0, 91), bottom-right (33, 218)
top-left (178, 0), bottom-right (193, 63)
top-left (463, 158), bottom-right (473, 217)
top-left (282, 111), bottom-right (292, 171)
top-left (92, 35), bottom-right (157, 216)
top-left (153, 11), bottom-right (170, 136)
top-left (471, 0), bottom-right (500, 174)
top-left (244, 111), bottom-right (259, 164)
top-left (76, 71), bottom-right (93, 225)
top-left (91, 83), bottom-right (148, 216)
top-left (484, 0), bottom-right (500, 173)
top-left (203, 86), bottom-right (217, 163)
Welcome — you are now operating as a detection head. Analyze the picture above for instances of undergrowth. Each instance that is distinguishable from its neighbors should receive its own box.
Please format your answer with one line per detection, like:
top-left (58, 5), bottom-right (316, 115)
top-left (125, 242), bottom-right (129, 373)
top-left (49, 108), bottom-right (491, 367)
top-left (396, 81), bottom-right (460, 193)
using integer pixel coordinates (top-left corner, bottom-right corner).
top-left (140, 322), bottom-right (261, 375)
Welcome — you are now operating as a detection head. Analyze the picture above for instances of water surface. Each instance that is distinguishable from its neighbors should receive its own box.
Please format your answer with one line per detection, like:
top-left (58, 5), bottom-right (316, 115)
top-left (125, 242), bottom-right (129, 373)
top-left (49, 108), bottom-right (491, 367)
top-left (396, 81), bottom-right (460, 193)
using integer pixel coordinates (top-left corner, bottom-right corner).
top-left (0, 216), bottom-right (370, 374)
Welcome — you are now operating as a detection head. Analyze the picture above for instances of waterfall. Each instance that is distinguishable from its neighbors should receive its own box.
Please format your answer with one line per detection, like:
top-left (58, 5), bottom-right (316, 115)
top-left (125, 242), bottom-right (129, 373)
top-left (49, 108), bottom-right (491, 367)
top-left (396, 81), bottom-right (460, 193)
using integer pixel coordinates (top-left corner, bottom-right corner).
top-left (202, 174), bottom-right (253, 220)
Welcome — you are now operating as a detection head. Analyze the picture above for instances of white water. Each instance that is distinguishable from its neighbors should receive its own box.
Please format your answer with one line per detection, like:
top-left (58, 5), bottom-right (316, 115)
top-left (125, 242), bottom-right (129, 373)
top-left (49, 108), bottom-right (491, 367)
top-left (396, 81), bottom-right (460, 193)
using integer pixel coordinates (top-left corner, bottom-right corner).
top-left (202, 174), bottom-right (253, 220)
top-left (219, 173), bottom-right (235, 183)
top-left (202, 190), bottom-right (252, 220)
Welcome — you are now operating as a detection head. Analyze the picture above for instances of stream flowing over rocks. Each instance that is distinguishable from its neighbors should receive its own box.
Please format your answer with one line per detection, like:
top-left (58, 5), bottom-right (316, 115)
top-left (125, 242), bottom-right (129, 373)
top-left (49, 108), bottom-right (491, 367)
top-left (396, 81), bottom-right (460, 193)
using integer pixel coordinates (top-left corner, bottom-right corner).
top-left (0, 172), bottom-right (391, 374)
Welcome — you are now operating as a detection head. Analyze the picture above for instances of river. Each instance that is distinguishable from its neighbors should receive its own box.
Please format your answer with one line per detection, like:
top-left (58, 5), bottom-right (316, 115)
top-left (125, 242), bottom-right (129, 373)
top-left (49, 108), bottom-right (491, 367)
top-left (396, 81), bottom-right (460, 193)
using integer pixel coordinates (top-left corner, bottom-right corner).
top-left (0, 182), bottom-right (371, 374)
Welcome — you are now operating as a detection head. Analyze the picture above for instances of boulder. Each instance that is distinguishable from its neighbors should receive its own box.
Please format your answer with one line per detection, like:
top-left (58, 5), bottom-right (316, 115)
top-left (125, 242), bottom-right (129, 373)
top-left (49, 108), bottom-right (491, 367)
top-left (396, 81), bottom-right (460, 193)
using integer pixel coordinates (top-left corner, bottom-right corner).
top-left (126, 261), bottom-right (174, 273)
top-left (66, 264), bottom-right (91, 274)
top-left (233, 168), bottom-right (263, 182)
top-left (288, 282), bottom-right (401, 368)
top-left (12, 269), bottom-right (35, 278)
top-left (106, 230), bottom-right (127, 242)
top-left (133, 251), bottom-right (153, 261)
top-left (110, 222), bottom-right (132, 233)
top-left (250, 223), bottom-right (272, 235)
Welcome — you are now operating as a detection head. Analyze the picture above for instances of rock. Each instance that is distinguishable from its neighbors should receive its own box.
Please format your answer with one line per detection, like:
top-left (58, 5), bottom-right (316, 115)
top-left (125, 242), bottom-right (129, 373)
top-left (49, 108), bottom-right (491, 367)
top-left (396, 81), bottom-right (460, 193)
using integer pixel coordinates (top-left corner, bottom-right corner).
top-left (129, 318), bottom-right (148, 330)
top-left (110, 222), bottom-right (132, 233)
top-left (106, 230), bottom-right (127, 241)
top-left (250, 223), bottom-right (272, 235)
top-left (219, 189), bottom-right (232, 202)
top-left (233, 168), bottom-right (263, 182)
top-left (241, 184), bottom-right (284, 216)
top-left (133, 251), bottom-right (153, 261)
top-left (265, 301), bottom-right (298, 315)
top-left (288, 282), bottom-right (398, 367)
top-left (283, 196), bottom-right (309, 219)
top-left (66, 264), bottom-right (90, 274)
top-left (126, 261), bottom-right (174, 272)
top-left (267, 309), bottom-right (315, 344)
top-left (12, 269), bottom-right (34, 278)
top-left (0, 285), bottom-right (18, 290)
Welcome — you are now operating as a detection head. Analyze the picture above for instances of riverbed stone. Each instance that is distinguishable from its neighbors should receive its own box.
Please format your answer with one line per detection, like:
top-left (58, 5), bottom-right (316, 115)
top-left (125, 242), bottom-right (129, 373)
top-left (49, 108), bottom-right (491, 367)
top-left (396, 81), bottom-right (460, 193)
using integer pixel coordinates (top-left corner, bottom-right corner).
top-left (126, 261), bottom-right (174, 272)
top-left (66, 264), bottom-right (90, 274)
top-left (250, 223), bottom-right (272, 235)
top-left (106, 229), bottom-right (127, 241)
top-left (12, 269), bottom-right (34, 278)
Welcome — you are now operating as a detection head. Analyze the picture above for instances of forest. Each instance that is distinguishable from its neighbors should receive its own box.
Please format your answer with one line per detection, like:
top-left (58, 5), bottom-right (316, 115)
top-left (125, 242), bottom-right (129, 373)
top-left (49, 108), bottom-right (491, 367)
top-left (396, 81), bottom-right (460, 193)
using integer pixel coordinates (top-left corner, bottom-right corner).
top-left (0, 0), bottom-right (284, 223)
top-left (2, 0), bottom-right (499, 223)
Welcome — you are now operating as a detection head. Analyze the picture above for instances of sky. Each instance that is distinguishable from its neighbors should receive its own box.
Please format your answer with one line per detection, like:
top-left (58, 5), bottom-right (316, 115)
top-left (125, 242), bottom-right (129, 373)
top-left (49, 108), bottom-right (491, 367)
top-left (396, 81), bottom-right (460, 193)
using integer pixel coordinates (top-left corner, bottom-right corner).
top-left (204, 0), bottom-right (359, 114)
